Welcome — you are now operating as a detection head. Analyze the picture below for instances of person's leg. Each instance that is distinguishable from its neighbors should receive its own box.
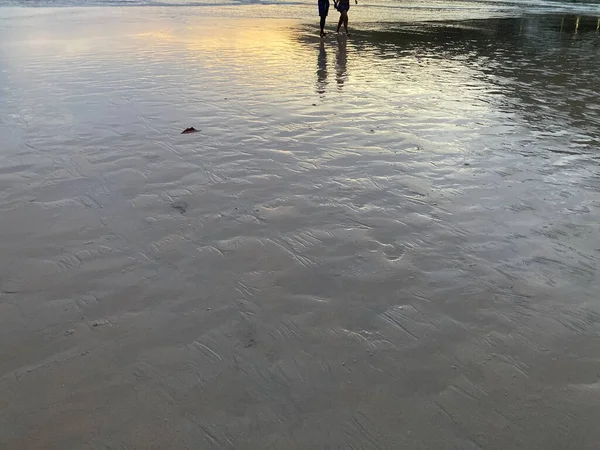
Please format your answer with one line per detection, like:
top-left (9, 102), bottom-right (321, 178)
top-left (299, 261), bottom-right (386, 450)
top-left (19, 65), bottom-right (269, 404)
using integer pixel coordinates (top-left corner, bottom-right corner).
top-left (318, 1), bottom-right (328, 36)
top-left (337, 12), bottom-right (343, 33)
top-left (343, 12), bottom-right (349, 34)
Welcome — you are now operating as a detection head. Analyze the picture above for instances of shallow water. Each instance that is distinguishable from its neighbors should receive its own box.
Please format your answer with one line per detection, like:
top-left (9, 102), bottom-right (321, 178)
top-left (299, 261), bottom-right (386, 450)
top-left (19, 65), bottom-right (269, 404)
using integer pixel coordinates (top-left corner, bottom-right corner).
top-left (1, 5), bottom-right (600, 449)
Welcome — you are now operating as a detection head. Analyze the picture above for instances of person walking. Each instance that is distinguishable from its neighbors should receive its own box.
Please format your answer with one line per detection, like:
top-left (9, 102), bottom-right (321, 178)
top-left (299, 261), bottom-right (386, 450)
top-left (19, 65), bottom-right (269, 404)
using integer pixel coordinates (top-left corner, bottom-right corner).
top-left (318, 0), bottom-right (330, 38)
top-left (334, 0), bottom-right (356, 35)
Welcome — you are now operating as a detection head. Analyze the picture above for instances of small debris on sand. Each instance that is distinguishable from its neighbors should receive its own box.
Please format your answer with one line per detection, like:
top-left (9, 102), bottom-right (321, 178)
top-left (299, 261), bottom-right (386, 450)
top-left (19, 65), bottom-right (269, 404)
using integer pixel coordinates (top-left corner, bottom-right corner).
top-left (181, 127), bottom-right (199, 134)
top-left (171, 201), bottom-right (188, 214)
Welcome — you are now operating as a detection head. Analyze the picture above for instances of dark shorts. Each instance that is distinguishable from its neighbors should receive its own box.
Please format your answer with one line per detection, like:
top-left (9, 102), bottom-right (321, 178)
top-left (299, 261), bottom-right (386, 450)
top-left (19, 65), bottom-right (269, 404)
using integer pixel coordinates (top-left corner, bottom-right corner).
top-left (337, 1), bottom-right (349, 11)
top-left (318, 0), bottom-right (329, 16)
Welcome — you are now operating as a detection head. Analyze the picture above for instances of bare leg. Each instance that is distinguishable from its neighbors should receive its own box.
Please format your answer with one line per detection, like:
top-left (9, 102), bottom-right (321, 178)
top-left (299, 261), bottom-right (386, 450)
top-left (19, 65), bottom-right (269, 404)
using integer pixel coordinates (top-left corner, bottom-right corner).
top-left (337, 14), bottom-right (343, 33)
top-left (343, 12), bottom-right (349, 34)
top-left (320, 15), bottom-right (327, 37)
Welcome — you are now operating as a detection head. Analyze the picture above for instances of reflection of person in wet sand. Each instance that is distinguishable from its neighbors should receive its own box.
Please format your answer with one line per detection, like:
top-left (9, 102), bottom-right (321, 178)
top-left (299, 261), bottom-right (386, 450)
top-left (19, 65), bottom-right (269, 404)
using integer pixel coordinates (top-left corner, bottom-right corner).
top-left (335, 35), bottom-right (347, 88)
top-left (316, 40), bottom-right (328, 95)
top-left (334, 0), bottom-right (356, 35)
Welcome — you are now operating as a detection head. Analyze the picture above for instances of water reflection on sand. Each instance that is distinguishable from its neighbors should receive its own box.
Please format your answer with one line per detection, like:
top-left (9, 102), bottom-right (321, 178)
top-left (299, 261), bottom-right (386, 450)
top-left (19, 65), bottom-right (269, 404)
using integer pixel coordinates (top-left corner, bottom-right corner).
top-left (1, 8), bottom-right (600, 449)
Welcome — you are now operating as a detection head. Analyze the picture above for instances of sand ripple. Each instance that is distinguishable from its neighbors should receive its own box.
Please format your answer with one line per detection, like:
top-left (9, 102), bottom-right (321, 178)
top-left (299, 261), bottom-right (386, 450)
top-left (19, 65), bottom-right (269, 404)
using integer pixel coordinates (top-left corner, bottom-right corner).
top-left (1, 9), bottom-right (600, 449)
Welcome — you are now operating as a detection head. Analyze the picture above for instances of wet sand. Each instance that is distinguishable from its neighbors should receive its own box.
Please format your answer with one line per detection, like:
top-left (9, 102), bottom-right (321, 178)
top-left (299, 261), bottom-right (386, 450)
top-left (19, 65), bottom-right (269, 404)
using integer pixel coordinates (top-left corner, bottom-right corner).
top-left (1, 6), bottom-right (600, 449)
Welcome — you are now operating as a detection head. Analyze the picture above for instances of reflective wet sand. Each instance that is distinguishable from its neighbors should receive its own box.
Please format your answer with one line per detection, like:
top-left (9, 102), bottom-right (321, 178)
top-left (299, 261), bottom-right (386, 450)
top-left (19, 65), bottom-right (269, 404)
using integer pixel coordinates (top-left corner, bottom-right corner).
top-left (1, 7), bottom-right (599, 449)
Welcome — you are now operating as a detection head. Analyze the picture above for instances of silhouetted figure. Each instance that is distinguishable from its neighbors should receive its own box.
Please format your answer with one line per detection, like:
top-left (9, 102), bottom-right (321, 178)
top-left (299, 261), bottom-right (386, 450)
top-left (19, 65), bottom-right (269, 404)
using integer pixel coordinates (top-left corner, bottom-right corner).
top-left (334, 0), bottom-right (356, 35)
top-left (318, 0), bottom-right (330, 38)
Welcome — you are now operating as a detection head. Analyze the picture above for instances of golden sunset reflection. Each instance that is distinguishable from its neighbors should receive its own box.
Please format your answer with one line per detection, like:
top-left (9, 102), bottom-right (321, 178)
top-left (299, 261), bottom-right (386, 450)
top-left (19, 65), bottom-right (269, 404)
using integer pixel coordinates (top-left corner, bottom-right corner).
top-left (135, 19), bottom-right (303, 80)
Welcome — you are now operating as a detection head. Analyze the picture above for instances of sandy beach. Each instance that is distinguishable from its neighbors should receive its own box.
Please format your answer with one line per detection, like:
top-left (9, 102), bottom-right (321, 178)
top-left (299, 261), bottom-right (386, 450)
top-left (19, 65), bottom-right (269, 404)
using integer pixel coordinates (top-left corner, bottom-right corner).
top-left (1, 4), bottom-right (600, 448)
